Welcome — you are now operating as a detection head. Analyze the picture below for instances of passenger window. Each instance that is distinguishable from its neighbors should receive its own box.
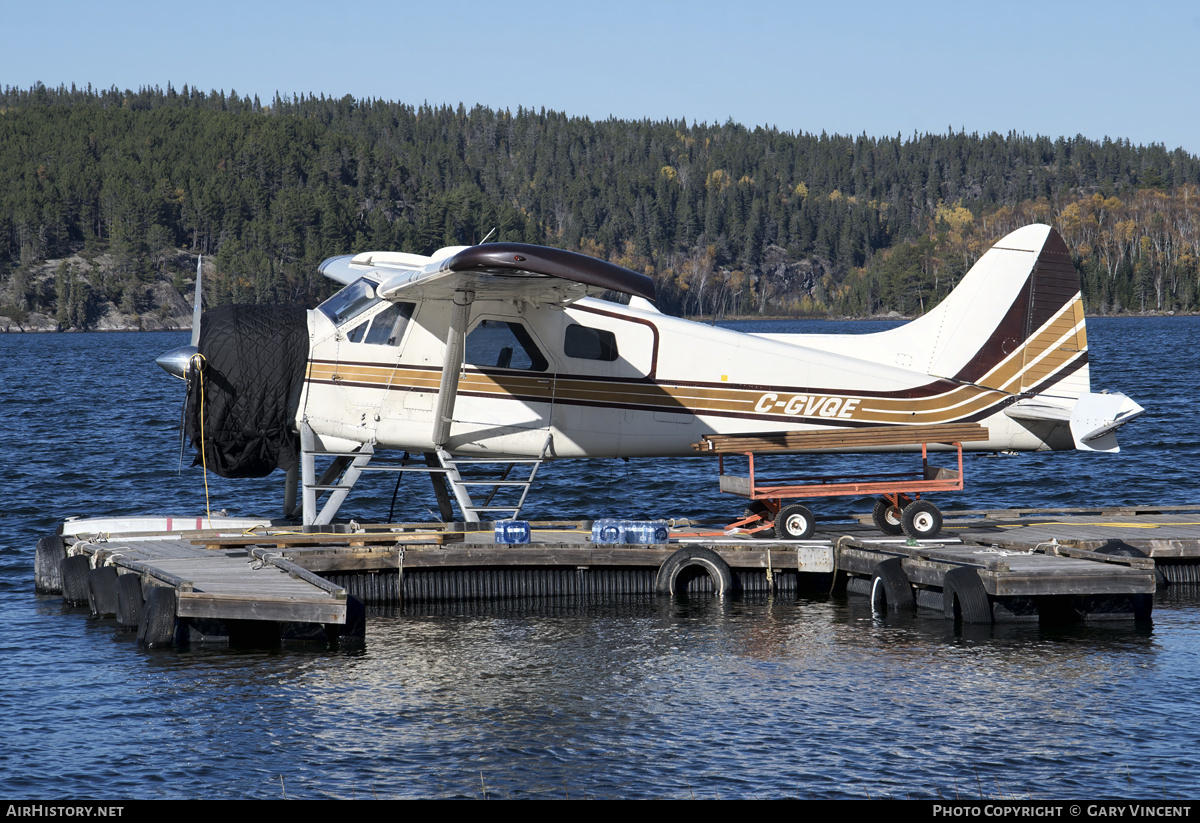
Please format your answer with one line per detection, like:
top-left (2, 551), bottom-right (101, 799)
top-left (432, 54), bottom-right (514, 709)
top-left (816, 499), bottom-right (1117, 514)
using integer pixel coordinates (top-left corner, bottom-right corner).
top-left (465, 320), bottom-right (548, 371)
top-left (564, 324), bottom-right (619, 361)
top-left (364, 302), bottom-right (415, 346)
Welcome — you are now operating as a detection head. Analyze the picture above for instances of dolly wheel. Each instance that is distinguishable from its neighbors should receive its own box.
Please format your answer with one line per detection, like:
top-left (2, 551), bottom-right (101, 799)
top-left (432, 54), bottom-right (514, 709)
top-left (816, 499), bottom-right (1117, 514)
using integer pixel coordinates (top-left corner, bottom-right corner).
top-left (743, 501), bottom-right (776, 539)
top-left (775, 504), bottom-right (815, 540)
top-left (901, 500), bottom-right (943, 539)
top-left (872, 497), bottom-right (905, 536)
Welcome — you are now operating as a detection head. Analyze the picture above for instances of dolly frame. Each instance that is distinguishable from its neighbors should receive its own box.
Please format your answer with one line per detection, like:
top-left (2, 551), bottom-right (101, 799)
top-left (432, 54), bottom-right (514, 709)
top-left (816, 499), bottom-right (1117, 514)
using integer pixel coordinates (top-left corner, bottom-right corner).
top-left (718, 439), bottom-right (966, 539)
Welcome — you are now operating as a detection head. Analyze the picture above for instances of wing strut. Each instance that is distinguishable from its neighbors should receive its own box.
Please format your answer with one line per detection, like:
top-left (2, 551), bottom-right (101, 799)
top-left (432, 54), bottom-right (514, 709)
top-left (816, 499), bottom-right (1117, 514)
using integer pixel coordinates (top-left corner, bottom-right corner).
top-left (432, 289), bottom-right (474, 448)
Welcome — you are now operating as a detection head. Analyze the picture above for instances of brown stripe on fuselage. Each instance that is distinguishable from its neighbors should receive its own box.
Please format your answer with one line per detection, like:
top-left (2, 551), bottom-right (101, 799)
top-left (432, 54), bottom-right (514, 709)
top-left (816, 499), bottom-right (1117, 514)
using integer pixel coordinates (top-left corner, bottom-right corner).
top-left (969, 294), bottom-right (1085, 395)
top-left (303, 334), bottom-right (1078, 424)
top-left (952, 228), bottom-right (1082, 388)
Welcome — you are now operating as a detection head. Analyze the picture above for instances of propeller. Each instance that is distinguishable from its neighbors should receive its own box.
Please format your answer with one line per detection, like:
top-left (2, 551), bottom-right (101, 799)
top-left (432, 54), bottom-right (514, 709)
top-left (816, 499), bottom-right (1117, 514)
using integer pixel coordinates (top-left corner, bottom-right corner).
top-left (155, 257), bottom-right (204, 472)
top-left (156, 256), bottom-right (203, 378)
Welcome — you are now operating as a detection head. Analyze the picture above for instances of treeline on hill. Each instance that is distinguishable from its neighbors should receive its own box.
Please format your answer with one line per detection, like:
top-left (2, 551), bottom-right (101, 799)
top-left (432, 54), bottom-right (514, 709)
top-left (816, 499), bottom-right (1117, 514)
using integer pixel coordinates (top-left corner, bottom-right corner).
top-left (1, 82), bottom-right (1199, 328)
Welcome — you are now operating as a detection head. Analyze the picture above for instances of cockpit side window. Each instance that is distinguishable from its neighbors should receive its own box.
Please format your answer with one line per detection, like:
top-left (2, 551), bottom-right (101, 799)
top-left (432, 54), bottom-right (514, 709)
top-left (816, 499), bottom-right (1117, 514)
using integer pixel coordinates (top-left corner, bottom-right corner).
top-left (364, 302), bottom-right (415, 346)
top-left (465, 320), bottom-right (548, 372)
top-left (318, 278), bottom-right (380, 326)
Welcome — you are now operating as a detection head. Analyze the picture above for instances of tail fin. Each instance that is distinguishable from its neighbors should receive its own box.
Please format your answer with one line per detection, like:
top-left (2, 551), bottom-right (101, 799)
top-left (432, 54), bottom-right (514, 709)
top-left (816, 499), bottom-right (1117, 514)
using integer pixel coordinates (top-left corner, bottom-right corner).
top-left (792, 225), bottom-right (1090, 398)
top-left (895, 224), bottom-right (1089, 399)
top-left (777, 224), bottom-right (1142, 451)
top-left (890, 224), bottom-right (1141, 451)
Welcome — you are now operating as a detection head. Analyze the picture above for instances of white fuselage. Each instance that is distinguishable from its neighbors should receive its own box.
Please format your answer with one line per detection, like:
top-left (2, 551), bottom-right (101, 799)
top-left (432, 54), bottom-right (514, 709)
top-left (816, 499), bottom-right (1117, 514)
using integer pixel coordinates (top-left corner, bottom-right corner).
top-left (297, 294), bottom-right (1077, 460)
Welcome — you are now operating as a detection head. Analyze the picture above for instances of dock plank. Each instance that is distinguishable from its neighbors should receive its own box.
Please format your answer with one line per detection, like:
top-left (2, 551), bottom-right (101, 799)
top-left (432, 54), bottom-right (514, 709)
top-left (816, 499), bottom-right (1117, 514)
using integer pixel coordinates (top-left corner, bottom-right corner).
top-left (73, 539), bottom-right (347, 625)
top-left (837, 538), bottom-right (1155, 597)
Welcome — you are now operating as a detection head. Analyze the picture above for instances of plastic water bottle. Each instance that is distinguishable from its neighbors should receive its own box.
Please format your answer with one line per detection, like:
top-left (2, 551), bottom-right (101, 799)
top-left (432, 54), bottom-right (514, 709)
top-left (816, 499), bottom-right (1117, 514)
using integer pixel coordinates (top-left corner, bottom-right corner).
top-left (625, 521), bottom-right (670, 544)
top-left (494, 520), bottom-right (531, 544)
top-left (591, 519), bottom-right (625, 544)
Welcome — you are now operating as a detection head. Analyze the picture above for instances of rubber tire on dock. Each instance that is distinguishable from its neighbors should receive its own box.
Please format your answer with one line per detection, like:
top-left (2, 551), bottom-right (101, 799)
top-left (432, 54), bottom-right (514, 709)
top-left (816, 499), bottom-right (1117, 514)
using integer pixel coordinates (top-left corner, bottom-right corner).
top-left (1096, 541), bottom-right (1167, 590)
top-left (138, 587), bottom-right (178, 648)
top-left (901, 500), bottom-right (943, 540)
top-left (942, 567), bottom-right (993, 624)
top-left (870, 558), bottom-right (916, 614)
top-left (60, 555), bottom-right (91, 607)
top-left (872, 498), bottom-right (905, 536)
top-left (655, 547), bottom-right (736, 597)
top-left (775, 504), bottom-right (815, 540)
top-left (35, 535), bottom-right (67, 594)
top-left (116, 573), bottom-right (144, 631)
top-left (744, 502), bottom-right (775, 539)
top-left (88, 566), bottom-right (120, 617)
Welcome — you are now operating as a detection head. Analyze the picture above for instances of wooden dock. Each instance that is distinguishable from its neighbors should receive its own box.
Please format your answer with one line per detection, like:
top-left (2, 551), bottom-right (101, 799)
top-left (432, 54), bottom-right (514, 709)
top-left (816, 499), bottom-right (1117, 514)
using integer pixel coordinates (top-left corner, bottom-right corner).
top-left (43, 532), bottom-right (356, 646)
top-left (931, 505), bottom-right (1200, 557)
top-left (34, 504), bottom-right (1200, 643)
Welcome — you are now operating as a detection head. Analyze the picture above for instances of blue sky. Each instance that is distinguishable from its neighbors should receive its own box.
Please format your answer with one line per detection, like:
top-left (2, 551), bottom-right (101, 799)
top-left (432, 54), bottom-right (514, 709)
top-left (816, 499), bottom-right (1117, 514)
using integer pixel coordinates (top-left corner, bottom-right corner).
top-left (5, 0), bottom-right (1199, 153)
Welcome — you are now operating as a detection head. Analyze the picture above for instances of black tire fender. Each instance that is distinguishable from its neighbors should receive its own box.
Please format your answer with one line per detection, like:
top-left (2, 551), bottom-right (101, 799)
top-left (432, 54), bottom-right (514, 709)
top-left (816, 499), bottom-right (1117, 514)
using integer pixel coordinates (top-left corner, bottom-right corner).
top-left (116, 573), bottom-right (145, 630)
top-left (88, 566), bottom-right (120, 617)
top-left (60, 555), bottom-right (91, 607)
top-left (655, 547), bottom-right (736, 596)
top-left (35, 535), bottom-right (67, 594)
top-left (870, 557), bottom-right (915, 613)
top-left (138, 586), bottom-right (179, 648)
top-left (942, 566), bottom-right (992, 624)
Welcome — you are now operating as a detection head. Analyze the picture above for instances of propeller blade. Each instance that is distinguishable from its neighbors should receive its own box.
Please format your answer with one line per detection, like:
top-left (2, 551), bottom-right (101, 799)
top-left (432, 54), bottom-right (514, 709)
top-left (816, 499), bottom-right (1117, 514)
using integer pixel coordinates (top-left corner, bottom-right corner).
top-left (177, 384), bottom-right (188, 473)
top-left (190, 255), bottom-right (203, 348)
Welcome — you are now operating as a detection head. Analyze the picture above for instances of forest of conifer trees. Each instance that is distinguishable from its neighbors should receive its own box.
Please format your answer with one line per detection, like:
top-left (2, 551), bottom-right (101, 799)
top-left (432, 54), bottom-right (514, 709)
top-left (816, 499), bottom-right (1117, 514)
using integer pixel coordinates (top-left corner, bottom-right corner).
top-left (2, 82), bottom-right (1198, 329)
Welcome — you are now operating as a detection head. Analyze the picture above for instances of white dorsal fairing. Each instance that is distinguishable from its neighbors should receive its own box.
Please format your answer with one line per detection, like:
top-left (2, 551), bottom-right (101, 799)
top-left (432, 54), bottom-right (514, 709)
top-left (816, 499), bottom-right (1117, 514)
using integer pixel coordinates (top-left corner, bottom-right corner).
top-left (755, 225), bottom-right (1058, 378)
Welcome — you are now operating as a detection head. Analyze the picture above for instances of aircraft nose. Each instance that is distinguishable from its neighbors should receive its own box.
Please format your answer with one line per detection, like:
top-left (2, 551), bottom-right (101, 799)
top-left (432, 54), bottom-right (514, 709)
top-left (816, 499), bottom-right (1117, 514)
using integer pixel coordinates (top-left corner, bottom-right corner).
top-left (156, 344), bottom-right (199, 379)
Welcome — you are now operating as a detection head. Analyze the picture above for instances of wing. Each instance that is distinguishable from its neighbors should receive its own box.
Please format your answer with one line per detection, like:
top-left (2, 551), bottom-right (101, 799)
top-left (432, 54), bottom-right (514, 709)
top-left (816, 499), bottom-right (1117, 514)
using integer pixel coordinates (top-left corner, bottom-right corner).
top-left (319, 242), bottom-right (655, 305)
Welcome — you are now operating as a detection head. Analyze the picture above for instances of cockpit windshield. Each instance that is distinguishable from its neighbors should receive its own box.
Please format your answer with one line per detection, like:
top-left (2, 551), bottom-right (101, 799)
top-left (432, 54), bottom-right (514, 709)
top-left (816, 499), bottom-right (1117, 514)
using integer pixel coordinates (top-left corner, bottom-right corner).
top-left (318, 278), bottom-right (381, 326)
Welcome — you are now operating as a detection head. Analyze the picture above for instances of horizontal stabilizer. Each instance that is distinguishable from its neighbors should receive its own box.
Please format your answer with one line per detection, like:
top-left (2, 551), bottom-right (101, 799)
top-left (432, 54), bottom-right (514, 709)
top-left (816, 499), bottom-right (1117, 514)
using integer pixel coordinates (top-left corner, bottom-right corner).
top-left (1069, 392), bottom-right (1145, 453)
top-left (1007, 391), bottom-right (1143, 452)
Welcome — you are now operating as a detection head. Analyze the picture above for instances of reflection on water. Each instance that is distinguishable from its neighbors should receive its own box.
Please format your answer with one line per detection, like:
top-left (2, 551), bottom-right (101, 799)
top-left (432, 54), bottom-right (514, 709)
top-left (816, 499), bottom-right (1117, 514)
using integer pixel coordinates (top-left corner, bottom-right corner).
top-left (2, 319), bottom-right (1199, 798)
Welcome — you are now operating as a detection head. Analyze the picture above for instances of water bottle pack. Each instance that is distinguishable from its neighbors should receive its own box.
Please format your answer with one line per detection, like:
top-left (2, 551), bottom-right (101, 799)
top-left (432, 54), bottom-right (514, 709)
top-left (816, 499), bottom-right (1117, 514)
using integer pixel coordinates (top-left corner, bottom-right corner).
top-left (493, 520), bottom-right (532, 544)
top-left (590, 519), bottom-right (670, 544)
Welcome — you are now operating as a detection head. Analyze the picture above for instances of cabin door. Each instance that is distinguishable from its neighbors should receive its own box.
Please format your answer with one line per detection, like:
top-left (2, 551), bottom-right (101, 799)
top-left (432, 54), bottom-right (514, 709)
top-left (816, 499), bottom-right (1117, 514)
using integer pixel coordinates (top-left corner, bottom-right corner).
top-left (446, 316), bottom-right (556, 457)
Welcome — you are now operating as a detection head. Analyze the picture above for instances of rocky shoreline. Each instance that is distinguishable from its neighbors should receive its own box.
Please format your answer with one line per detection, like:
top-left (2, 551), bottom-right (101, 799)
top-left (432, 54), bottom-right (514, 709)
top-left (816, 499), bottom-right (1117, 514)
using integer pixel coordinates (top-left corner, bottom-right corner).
top-left (0, 311), bottom-right (192, 333)
top-left (0, 250), bottom-right (197, 333)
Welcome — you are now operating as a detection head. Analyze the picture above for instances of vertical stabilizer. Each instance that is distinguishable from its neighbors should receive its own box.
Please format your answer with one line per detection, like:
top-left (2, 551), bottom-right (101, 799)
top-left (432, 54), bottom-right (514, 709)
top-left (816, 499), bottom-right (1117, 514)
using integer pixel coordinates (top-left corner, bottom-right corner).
top-left (784, 225), bottom-right (1092, 404)
top-left (908, 225), bottom-right (1089, 399)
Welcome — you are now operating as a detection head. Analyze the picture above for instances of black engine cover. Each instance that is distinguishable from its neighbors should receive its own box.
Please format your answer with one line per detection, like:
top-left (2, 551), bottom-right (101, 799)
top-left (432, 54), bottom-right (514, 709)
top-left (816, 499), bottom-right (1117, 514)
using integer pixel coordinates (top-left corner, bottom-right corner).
top-left (186, 304), bottom-right (309, 478)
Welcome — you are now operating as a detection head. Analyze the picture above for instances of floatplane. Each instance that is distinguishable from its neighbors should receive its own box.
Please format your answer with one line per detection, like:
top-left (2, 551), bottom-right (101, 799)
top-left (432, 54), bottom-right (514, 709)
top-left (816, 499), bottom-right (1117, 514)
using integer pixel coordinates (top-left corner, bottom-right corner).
top-left (156, 224), bottom-right (1142, 530)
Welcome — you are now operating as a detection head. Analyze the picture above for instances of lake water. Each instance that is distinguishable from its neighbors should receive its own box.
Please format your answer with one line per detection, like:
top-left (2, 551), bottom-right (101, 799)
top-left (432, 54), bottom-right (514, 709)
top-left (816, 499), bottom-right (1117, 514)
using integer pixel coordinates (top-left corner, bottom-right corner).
top-left (1, 317), bottom-right (1198, 799)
